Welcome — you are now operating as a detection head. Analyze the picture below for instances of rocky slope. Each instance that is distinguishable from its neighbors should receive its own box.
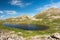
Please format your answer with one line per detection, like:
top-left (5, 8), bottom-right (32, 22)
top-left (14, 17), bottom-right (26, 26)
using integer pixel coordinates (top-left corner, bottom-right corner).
top-left (5, 15), bottom-right (31, 21)
top-left (34, 8), bottom-right (60, 19)
top-left (0, 30), bottom-right (60, 40)
top-left (0, 30), bottom-right (25, 40)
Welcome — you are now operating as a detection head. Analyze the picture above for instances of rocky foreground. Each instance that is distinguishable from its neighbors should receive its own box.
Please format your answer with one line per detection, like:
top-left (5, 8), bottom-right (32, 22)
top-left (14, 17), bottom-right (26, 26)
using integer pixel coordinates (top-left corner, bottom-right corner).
top-left (0, 30), bottom-right (60, 40)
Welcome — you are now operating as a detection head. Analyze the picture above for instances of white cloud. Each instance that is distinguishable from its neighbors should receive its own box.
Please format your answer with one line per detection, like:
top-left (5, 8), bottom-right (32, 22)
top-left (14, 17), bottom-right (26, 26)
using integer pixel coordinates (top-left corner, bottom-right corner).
top-left (0, 10), bottom-right (17, 20)
top-left (0, 11), bottom-right (3, 14)
top-left (0, 10), bottom-right (17, 15)
top-left (9, 0), bottom-right (32, 7)
top-left (0, 15), bottom-right (5, 20)
top-left (36, 2), bottom-right (60, 12)
top-left (4, 10), bottom-right (16, 14)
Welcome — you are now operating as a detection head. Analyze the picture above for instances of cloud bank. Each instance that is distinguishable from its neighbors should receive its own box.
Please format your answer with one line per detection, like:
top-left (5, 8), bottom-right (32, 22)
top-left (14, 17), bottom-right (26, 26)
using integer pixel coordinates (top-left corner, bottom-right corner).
top-left (9, 0), bottom-right (32, 7)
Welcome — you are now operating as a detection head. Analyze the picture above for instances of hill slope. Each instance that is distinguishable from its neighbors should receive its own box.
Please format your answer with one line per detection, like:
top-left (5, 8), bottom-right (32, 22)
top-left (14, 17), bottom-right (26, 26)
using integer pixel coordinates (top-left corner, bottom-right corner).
top-left (34, 8), bottom-right (60, 19)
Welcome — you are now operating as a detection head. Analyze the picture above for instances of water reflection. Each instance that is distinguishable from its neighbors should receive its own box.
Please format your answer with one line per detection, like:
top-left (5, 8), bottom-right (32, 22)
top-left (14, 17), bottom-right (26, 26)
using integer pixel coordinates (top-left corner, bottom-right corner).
top-left (3, 23), bottom-right (49, 31)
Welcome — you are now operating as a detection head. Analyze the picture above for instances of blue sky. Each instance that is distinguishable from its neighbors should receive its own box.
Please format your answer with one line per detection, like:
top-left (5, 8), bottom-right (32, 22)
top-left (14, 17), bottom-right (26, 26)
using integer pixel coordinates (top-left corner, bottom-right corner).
top-left (0, 0), bottom-right (60, 19)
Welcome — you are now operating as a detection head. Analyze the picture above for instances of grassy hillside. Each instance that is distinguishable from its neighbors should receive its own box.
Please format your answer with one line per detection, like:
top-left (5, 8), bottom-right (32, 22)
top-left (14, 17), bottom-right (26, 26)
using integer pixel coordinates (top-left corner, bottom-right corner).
top-left (34, 8), bottom-right (60, 19)
top-left (0, 8), bottom-right (60, 37)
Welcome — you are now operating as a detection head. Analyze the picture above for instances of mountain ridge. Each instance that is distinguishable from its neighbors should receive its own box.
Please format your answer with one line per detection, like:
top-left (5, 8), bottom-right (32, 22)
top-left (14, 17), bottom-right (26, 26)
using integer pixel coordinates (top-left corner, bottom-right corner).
top-left (34, 7), bottom-right (60, 19)
top-left (3, 7), bottom-right (60, 22)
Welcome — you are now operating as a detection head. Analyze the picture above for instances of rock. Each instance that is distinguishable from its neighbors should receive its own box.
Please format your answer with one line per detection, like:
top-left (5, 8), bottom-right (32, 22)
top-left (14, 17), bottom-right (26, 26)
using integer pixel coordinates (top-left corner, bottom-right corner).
top-left (51, 33), bottom-right (60, 39)
top-left (0, 31), bottom-right (25, 40)
top-left (8, 38), bottom-right (13, 40)
top-left (0, 30), bottom-right (60, 40)
top-left (9, 31), bottom-right (15, 34)
top-left (29, 36), bottom-right (41, 40)
top-left (28, 34), bottom-right (60, 40)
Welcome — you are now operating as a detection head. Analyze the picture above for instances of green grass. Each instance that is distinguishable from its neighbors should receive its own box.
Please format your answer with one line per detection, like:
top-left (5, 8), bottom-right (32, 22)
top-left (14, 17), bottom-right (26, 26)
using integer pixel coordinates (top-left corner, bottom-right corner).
top-left (0, 18), bottom-right (60, 37)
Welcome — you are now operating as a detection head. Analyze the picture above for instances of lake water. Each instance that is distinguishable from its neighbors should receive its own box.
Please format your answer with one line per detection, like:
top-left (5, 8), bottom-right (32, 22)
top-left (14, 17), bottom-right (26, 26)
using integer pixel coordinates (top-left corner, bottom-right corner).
top-left (3, 23), bottom-right (49, 31)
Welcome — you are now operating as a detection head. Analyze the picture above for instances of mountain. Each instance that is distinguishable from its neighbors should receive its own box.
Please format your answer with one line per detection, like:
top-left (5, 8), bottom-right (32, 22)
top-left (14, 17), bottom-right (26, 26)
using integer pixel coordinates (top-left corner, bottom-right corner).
top-left (5, 15), bottom-right (31, 21)
top-left (17, 15), bottom-right (31, 20)
top-left (34, 8), bottom-right (60, 19)
top-left (4, 15), bottom-right (32, 24)
top-left (3, 8), bottom-right (60, 24)
top-left (4, 8), bottom-right (60, 21)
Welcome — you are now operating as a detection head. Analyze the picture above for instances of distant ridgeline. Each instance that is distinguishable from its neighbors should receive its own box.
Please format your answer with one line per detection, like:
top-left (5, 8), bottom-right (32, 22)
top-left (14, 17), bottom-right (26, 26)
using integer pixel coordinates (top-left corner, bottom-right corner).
top-left (1, 8), bottom-right (60, 25)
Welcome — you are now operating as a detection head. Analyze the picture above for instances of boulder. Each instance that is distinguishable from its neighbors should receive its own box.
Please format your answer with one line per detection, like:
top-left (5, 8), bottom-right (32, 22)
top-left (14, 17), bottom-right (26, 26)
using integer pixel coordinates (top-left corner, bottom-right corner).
top-left (51, 33), bottom-right (60, 39)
